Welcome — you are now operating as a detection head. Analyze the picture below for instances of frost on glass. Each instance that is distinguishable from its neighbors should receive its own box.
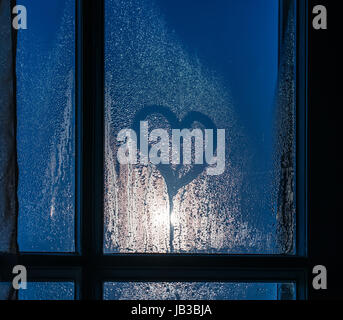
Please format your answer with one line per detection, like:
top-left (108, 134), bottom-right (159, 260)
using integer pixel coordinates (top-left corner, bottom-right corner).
top-left (274, 0), bottom-right (297, 254)
top-left (104, 0), bottom-right (296, 254)
top-left (18, 282), bottom-right (74, 300)
top-left (17, 0), bottom-right (75, 252)
top-left (104, 282), bottom-right (296, 300)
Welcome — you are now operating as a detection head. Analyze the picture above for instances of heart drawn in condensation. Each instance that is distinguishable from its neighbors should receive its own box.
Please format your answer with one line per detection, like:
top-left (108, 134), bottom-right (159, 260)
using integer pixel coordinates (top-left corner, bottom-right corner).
top-left (132, 105), bottom-right (217, 199)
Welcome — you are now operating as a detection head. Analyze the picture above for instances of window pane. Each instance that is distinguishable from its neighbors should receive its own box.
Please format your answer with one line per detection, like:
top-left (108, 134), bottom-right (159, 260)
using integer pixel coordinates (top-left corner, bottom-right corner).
top-left (104, 0), bottom-right (296, 253)
top-left (103, 282), bottom-right (295, 300)
top-left (18, 282), bottom-right (75, 300)
top-left (17, 0), bottom-right (76, 252)
top-left (0, 282), bottom-right (75, 300)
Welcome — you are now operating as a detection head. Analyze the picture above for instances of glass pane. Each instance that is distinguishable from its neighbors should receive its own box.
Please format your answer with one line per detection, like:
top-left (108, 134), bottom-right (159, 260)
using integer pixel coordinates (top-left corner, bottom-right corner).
top-left (103, 282), bottom-right (296, 300)
top-left (104, 0), bottom-right (296, 253)
top-left (0, 282), bottom-right (75, 300)
top-left (17, 0), bottom-right (76, 251)
top-left (18, 282), bottom-right (75, 300)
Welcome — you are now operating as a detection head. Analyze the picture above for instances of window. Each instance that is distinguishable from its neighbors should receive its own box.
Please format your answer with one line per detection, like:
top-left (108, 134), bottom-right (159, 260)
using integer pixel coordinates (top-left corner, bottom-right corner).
top-left (17, 0), bottom-right (76, 252)
top-left (104, 0), bottom-right (291, 255)
top-left (18, 282), bottom-right (75, 300)
top-left (1, 0), bottom-right (308, 300)
top-left (103, 282), bottom-right (296, 300)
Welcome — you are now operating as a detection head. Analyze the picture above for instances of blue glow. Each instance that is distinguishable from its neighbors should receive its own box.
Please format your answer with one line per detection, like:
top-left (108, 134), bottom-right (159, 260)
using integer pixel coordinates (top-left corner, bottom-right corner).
top-left (17, 0), bottom-right (75, 252)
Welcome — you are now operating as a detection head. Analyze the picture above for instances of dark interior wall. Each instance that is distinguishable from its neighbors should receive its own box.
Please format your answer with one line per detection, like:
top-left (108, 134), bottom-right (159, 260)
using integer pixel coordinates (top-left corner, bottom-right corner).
top-left (307, 0), bottom-right (342, 300)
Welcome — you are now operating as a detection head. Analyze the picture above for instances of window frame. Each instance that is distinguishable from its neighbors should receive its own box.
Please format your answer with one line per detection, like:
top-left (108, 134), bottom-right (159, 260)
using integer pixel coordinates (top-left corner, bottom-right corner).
top-left (0, 0), bottom-right (309, 301)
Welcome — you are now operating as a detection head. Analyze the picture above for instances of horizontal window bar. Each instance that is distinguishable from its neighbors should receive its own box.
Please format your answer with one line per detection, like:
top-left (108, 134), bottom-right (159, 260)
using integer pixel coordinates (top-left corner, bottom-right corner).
top-left (1, 253), bottom-right (309, 269)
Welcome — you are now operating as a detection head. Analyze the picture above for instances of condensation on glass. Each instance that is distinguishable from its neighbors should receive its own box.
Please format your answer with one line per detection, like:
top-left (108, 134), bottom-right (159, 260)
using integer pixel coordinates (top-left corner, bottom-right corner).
top-left (103, 282), bottom-right (296, 300)
top-left (0, 282), bottom-right (75, 300)
top-left (18, 282), bottom-right (75, 300)
top-left (17, 0), bottom-right (75, 252)
top-left (104, 0), bottom-right (296, 254)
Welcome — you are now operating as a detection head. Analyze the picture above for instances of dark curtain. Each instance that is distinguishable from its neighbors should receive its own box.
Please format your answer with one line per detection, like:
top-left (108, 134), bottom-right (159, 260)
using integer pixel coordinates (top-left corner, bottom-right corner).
top-left (0, 0), bottom-right (18, 300)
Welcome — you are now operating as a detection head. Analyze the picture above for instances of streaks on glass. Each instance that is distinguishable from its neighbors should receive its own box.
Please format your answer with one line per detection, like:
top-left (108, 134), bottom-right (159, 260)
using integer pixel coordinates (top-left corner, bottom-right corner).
top-left (104, 0), bottom-right (296, 253)
top-left (18, 282), bottom-right (75, 300)
top-left (274, 0), bottom-right (297, 254)
top-left (103, 282), bottom-right (296, 300)
top-left (17, 0), bottom-right (75, 252)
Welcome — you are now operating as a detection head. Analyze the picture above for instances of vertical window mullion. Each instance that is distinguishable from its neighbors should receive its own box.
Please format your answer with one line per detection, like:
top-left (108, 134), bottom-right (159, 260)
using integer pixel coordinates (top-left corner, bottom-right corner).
top-left (81, 0), bottom-right (105, 300)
